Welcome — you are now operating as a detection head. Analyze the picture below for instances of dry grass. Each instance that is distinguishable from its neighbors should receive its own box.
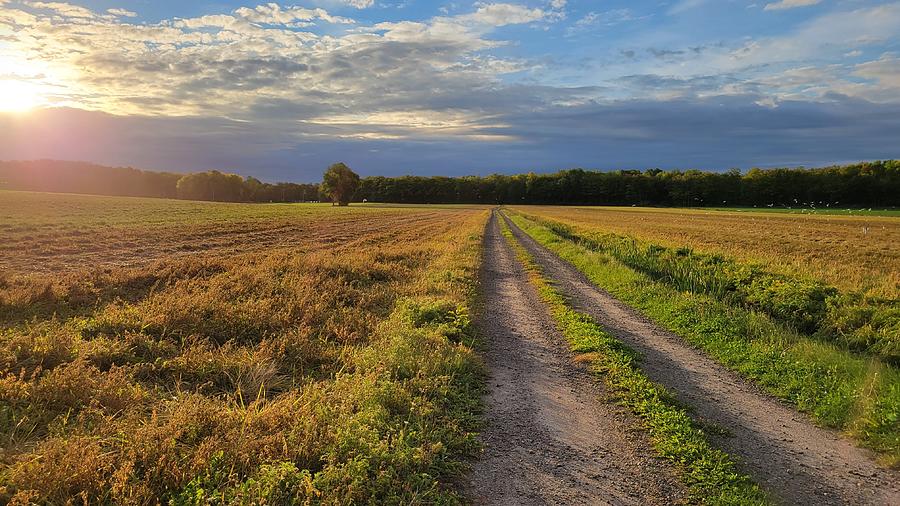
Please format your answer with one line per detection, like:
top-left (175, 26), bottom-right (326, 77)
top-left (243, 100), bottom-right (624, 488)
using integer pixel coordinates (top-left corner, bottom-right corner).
top-left (0, 191), bottom-right (489, 503)
top-left (511, 206), bottom-right (899, 297)
top-left (0, 190), bottom-right (482, 275)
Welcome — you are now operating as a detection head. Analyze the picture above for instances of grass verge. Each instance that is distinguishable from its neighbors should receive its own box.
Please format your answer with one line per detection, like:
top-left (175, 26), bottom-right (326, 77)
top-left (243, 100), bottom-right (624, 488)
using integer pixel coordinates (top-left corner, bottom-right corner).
top-left (519, 214), bottom-right (898, 364)
top-left (497, 215), bottom-right (769, 505)
top-left (505, 210), bottom-right (900, 466)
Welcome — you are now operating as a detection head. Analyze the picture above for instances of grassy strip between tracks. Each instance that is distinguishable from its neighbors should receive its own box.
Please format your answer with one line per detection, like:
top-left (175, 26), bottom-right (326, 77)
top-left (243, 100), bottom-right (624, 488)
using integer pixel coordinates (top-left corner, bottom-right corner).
top-left (497, 216), bottom-right (769, 505)
top-left (505, 210), bottom-right (900, 467)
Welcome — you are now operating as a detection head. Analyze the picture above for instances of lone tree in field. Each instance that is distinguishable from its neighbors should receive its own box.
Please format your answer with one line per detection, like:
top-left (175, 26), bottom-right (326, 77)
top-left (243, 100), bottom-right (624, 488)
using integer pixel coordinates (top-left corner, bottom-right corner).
top-left (321, 163), bottom-right (361, 206)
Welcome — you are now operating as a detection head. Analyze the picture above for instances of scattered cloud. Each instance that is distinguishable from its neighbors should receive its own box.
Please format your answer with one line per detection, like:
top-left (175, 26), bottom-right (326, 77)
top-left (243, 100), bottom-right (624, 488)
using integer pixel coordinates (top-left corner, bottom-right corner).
top-left (343, 0), bottom-right (375, 8)
top-left (24, 1), bottom-right (96, 18)
top-left (462, 3), bottom-right (547, 26)
top-left (106, 8), bottom-right (136, 18)
top-left (764, 0), bottom-right (823, 11)
top-left (231, 3), bottom-right (355, 25)
top-left (725, 3), bottom-right (900, 70)
top-left (608, 3), bottom-right (900, 103)
top-left (852, 54), bottom-right (900, 101)
top-left (567, 9), bottom-right (637, 34)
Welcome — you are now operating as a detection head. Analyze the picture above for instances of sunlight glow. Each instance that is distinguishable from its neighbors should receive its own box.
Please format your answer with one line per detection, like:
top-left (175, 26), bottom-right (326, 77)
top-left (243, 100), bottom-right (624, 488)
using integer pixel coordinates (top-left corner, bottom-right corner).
top-left (0, 79), bottom-right (44, 113)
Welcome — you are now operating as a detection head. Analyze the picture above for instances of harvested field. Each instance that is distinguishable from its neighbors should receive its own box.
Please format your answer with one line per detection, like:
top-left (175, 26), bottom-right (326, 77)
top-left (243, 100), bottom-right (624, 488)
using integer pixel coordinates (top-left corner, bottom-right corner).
top-left (510, 205), bottom-right (900, 297)
top-left (0, 191), bottom-right (488, 503)
top-left (0, 190), bottom-right (480, 275)
top-left (3, 190), bottom-right (898, 504)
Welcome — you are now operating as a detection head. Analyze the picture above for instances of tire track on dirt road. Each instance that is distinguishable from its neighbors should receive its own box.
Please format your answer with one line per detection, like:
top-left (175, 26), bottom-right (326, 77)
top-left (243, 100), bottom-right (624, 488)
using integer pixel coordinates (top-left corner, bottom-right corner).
top-left (502, 211), bottom-right (900, 505)
top-left (465, 213), bottom-right (687, 505)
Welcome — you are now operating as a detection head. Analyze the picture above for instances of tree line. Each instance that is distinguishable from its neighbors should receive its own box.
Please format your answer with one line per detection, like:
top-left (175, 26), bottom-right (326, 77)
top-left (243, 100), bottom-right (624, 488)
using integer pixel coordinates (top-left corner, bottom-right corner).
top-left (356, 161), bottom-right (900, 208)
top-left (0, 161), bottom-right (319, 203)
top-left (175, 171), bottom-right (320, 202)
top-left (2, 159), bottom-right (898, 207)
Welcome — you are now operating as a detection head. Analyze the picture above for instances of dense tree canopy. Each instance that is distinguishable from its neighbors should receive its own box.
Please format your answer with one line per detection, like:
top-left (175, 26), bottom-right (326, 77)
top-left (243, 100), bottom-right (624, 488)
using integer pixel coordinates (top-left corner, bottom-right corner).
top-left (320, 163), bottom-right (361, 206)
top-left (176, 171), bottom-right (245, 202)
top-left (0, 161), bottom-right (319, 203)
top-left (355, 161), bottom-right (900, 208)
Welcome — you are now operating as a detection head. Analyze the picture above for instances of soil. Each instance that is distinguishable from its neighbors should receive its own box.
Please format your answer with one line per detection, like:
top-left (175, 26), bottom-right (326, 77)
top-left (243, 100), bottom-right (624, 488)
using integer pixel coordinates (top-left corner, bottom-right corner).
top-left (502, 211), bottom-right (900, 505)
top-left (465, 213), bottom-right (687, 505)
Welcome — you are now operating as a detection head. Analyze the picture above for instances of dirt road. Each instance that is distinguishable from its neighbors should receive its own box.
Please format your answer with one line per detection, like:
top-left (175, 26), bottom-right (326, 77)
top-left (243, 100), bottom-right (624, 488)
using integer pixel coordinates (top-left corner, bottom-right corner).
top-left (465, 214), bottom-right (686, 505)
top-left (502, 212), bottom-right (900, 505)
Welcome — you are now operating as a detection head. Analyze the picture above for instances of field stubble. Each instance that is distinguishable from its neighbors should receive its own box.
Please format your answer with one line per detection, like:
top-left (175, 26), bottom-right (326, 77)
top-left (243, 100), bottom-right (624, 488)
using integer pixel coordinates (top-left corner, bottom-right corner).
top-left (511, 205), bottom-right (899, 298)
top-left (0, 191), bottom-right (488, 503)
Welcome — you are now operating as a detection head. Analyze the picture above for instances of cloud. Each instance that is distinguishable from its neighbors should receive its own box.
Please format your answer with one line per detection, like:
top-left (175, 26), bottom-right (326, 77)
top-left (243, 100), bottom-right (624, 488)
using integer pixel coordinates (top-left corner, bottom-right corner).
top-left (107, 8), bottom-right (137, 18)
top-left (343, 0), bottom-right (375, 8)
top-left (764, 0), bottom-right (823, 11)
top-left (0, 1), bottom-right (553, 134)
top-left (461, 3), bottom-right (547, 26)
top-left (567, 9), bottom-right (636, 34)
top-left (852, 54), bottom-right (900, 101)
top-left (24, 1), bottom-right (96, 18)
top-left (606, 3), bottom-right (900, 103)
top-left (724, 3), bottom-right (900, 70)
top-left (232, 4), bottom-right (355, 25)
top-left (4, 95), bottom-right (899, 177)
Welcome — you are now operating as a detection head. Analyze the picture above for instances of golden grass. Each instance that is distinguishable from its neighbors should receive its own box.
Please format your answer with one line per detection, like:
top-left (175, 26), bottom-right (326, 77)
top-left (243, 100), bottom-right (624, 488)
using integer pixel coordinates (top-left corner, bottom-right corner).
top-left (0, 191), bottom-right (489, 503)
top-left (511, 205), bottom-right (900, 297)
top-left (0, 190), bottom-right (484, 275)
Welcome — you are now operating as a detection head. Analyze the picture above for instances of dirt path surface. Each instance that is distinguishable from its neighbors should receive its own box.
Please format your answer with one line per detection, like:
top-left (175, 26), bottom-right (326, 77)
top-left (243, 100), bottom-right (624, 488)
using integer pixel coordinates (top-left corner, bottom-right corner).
top-left (502, 212), bottom-right (900, 506)
top-left (465, 214), bottom-right (687, 505)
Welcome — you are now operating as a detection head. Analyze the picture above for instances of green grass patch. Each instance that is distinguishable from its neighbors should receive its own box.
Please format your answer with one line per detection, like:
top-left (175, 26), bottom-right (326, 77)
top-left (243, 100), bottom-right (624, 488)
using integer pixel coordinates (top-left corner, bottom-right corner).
top-left (497, 216), bottom-right (769, 505)
top-left (522, 213), bottom-right (898, 363)
top-left (505, 211), bottom-right (900, 466)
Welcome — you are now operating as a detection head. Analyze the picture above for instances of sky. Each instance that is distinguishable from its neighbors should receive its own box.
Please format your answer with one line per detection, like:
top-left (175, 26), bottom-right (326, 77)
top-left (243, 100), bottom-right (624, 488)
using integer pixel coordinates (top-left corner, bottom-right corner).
top-left (0, 0), bottom-right (899, 181)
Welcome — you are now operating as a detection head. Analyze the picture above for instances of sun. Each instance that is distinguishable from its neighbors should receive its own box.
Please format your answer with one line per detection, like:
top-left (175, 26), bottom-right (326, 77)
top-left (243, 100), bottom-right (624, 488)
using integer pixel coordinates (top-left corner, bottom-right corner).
top-left (0, 79), bottom-right (44, 113)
